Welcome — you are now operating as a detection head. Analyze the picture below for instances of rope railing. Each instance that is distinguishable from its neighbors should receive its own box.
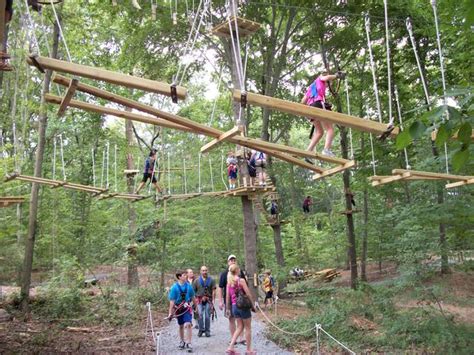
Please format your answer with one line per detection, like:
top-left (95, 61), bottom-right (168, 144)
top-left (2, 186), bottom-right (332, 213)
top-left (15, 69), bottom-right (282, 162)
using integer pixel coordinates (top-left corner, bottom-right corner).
top-left (255, 303), bottom-right (355, 354)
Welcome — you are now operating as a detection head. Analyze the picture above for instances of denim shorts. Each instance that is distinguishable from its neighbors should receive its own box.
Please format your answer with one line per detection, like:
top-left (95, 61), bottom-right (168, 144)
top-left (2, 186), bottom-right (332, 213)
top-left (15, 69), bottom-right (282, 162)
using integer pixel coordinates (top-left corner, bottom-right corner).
top-left (232, 304), bottom-right (251, 319)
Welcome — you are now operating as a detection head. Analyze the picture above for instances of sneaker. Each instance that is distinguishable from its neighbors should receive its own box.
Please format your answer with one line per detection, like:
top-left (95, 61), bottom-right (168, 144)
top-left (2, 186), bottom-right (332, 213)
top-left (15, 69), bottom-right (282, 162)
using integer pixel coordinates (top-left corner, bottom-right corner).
top-left (185, 343), bottom-right (193, 352)
top-left (205, 331), bottom-right (211, 337)
top-left (322, 149), bottom-right (335, 157)
top-left (198, 330), bottom-right (203, 337)
top-left (178, 340), bottom-right (186, 349)
top-left (304, 157), bottom-right (314, 165)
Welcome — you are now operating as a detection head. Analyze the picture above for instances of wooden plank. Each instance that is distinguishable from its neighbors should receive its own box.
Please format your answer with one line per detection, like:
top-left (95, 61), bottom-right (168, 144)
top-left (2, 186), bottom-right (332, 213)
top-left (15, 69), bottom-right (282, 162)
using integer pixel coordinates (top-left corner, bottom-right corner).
top-left (27, 55), bottom-right (187, 99)
top-left (392, 169), bottom-right (473, 181)
top-left (212, 16), bottom-right (261, 38)
top-left (51, 181), bottom-right (68, 189)
top-left (371, 172), bottom-right (411, 187)
top-left (233, 90), bottom-right (399, 137)
top-left (312, 161), bottom-right (356, 181)
top-left (431, 129), bottom-right (474, 141)
top-left (45, 94), bottom-right (196, 134)
top-left (51, 76), bottom-right (342, 174)
top-left (445, 178), bottom-right (474, 189)
top-left (201, 126), bottom-right (241, 153)
top-left (57, 78), bottom-right (79, 117)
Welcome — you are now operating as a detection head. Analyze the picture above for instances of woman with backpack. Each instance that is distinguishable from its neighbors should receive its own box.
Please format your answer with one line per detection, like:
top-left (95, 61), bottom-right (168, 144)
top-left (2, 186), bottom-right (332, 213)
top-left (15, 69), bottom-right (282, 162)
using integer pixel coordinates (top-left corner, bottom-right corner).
top-left (226, 263), bottom-right (256, 355)
top-left (251, 149), bottom-right (267, 186)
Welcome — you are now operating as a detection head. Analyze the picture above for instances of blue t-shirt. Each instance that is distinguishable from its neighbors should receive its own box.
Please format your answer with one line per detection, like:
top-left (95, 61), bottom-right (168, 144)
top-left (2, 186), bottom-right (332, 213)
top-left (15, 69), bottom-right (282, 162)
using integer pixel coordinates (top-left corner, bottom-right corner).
top-left (169, 281), bottom-right (195, 304)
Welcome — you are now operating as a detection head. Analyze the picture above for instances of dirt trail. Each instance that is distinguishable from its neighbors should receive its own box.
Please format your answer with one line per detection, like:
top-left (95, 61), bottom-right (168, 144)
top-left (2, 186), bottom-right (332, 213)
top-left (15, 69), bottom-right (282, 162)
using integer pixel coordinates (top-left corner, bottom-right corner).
top-left (156, 306), bottom-right (292, 355)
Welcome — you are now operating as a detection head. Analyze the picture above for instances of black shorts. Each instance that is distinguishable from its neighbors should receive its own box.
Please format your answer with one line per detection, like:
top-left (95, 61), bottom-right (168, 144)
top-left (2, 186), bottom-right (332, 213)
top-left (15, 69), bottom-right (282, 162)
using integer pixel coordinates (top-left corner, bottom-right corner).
top-left (142, 173), bottom-right (157, 183)
top-left (265, 290), bottom-right (273, 300)
top-left (310, 100), bottom-right (332, 111)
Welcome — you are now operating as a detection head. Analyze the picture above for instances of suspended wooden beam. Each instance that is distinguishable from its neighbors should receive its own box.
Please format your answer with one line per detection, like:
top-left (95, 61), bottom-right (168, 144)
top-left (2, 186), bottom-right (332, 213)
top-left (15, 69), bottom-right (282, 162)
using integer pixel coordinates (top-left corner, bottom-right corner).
top-left (392, 169), bottom-right (473, 182)
top-left (45, 95), bottom-right (195, 134)
top-left (445, 178), bottom-right (474, 189)
top-left (50, 76), bottom-right (350, 174)
top-left (5, 173), bottom-right (107, 194)
top-left (201, 126), bottom-right (242, 154)
top-left (370, 172), bottom-right (411, 187)
top-left (431, 129), bottom-right (474, 141)
top-left (232, 90), bottom-right (399, 137)
top-left (27, 55), bottom-right (187, 99)
top-left (212, 16), bottom-right (261, 38)
top-left (0, 196), bottom-right (26, 208)
top-left (312, 161), bottom-right (356, 181)
top-left (57, 78), bottom-right (79, 117)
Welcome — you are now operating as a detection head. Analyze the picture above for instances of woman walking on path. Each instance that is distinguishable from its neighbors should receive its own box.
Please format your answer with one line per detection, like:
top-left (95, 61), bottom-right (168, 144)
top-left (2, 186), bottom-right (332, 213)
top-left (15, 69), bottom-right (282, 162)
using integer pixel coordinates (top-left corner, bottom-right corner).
top-left (226, 264), bottom-right (256, 355)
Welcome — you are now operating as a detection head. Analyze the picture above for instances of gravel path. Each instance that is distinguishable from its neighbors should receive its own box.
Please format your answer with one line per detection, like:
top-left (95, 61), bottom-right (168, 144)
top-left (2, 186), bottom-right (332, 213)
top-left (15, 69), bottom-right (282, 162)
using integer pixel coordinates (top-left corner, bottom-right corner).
top-left (156, 306), bottom-right (293, 355)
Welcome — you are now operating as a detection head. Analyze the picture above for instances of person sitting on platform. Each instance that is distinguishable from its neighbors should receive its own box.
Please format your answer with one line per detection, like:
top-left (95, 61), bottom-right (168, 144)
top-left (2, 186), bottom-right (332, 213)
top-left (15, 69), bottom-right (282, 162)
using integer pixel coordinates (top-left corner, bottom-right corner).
top-left (301, 71), bottom-right (346, 161)
top-left (250, 149), bottom-right (267, 187)
top-left (226, 151), bottom-right (238, 189)
top-left (135, 148), bottom-right (162, 195)
top-left (270, 200), bottom-right (278, 220)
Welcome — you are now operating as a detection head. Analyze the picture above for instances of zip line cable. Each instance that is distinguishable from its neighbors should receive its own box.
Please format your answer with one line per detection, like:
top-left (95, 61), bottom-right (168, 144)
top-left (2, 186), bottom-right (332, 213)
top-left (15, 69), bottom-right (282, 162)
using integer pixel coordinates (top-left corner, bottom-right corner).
top-left (49, 0), bottom-right (72, 62)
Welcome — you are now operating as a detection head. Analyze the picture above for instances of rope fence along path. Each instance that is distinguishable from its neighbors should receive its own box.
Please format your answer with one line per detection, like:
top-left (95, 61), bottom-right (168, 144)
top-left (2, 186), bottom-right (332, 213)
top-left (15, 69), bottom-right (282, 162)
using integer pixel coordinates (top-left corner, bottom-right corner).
top-left (256, 303), bottom-right (355, 354)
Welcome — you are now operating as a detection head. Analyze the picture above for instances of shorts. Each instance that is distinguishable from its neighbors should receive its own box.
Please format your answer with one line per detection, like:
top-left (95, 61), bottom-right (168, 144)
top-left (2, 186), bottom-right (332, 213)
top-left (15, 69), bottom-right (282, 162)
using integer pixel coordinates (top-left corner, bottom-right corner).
top-left (255, 159), bottom-right (266, 174)
top-left (265, 290), bottom-right (273, 300)
top-left (308, 101), bottom-right (332, 122)
top-left (228, 171), bottom-right (237, 179)
top-left (303, 205), bottom-right (310, 213)
top-left (142, 172), bottom-right (157, 183)
top-left (177, 308), bottom-right (193, 325)
top-left (232, 304), bottom-right (251, 319)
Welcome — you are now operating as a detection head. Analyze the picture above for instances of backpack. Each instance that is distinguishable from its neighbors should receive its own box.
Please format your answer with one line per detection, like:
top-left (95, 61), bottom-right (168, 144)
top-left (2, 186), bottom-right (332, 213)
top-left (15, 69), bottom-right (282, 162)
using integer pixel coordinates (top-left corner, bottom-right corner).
top-left (270, 275), bottom-right (275, 287)
top-left (235, 277), bottom-right (252, 310)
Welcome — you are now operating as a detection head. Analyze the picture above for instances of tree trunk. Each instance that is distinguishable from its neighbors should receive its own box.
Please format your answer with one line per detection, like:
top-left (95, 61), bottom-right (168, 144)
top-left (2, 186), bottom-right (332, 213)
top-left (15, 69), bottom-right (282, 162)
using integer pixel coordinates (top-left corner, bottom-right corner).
top-left (125, 110), bottom-right (139, 287)
top-left (20, 19), bottom-right (61, 314)
top-left (361, 188), bottom-right (368, 282)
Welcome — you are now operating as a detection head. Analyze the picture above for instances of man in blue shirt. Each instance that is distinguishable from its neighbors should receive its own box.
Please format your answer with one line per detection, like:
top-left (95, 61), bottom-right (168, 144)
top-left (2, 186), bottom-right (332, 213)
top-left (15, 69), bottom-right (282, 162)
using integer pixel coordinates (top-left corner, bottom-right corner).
top-left (168, 270), bottom-right (196, 352)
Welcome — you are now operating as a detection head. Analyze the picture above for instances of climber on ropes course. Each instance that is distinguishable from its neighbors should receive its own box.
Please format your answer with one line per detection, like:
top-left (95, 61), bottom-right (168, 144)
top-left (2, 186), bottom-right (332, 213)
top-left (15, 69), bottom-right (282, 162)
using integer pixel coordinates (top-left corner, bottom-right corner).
top-left (135, 148), bottom-right (163, 195)
top-left (301, 71), bottom-right (346, 161)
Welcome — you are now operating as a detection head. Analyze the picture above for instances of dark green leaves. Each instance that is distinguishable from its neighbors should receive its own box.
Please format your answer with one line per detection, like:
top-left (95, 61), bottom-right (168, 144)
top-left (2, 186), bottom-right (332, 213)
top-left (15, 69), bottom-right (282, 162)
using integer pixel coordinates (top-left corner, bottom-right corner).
top-left (452, 145), bottom-right (470, 172)
top-left (457, 122), bottom-right (473, 144)
top-left (396, 129), bottom-right (412, 150)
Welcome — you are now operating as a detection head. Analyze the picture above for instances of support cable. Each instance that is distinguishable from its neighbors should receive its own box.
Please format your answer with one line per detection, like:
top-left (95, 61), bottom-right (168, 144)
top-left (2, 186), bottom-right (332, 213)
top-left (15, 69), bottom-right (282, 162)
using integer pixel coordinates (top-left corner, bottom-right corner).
top-left (364, 15), bottom-right (383, 123)
top-left (431, 0), bottom-right (450, 174)
top-left (114, 144), bottom-right (117, 192)
top-left (383, 0), bottom-right (393, 127)
top-left (394, 86), bottom-right (411, 170)
top-left (220, 152), bottom-right (228, 190)
top-left (106, 141), bottom-right (109, 189)
top-left (344, 79), bottom-right (354, 159)
top-left (59, 134), bottom-right (66, 181)
top-left (49, 0), bottom-right (72, 62)
top-left (209, 156), bottom-right (215, 191)
top-left (198, 153), bottom-right (202, 193)
top-left (91, 148), bottom-right (96, 187)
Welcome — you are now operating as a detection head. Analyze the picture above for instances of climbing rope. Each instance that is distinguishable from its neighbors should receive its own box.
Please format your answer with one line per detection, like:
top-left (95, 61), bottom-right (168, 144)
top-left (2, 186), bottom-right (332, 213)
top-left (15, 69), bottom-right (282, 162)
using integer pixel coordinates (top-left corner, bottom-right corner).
top-left (22, 0), bottom-right (41, 54)
top-left (383, 0), bottom-right (393, 127)
top-left (394, 86), bottom-right (411, 170)
top-left (227, 0), bottom-right (245, 91)
top-left (220, 152), bottom-right (228, 190)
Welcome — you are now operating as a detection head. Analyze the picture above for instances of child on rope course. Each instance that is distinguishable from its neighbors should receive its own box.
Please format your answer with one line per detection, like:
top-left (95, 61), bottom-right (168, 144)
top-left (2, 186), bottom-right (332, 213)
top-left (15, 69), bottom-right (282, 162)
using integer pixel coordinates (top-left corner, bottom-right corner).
top-left (168, 270), bottom-right (196, 353)
top-left (135, 148), bottom-right (162, 195)
top-left (226, 151), bottom-right (238, 189)
top-left (301, 71), bottom-right (346, 161)
top-left (192, 265), bottom-right (216, 338)
top-left (226, 263), bottom-right (257, 355)
top-left (303, 195), bottom-right (313, 214)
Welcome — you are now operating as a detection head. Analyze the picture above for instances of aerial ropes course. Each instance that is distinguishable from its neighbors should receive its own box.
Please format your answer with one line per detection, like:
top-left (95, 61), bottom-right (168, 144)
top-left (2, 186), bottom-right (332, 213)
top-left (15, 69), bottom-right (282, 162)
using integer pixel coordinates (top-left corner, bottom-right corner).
top-left (367, 0), bottom-right (473, 189)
